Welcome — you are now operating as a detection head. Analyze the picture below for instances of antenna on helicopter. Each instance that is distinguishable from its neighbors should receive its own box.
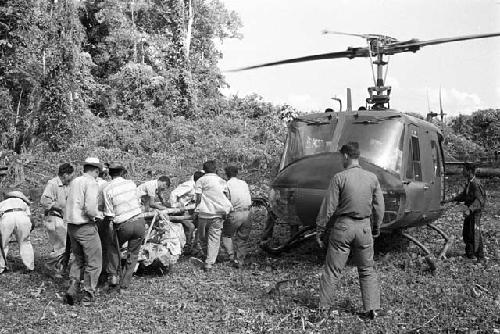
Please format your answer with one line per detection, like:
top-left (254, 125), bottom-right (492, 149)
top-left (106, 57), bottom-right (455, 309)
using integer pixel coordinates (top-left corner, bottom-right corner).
top-left (439, 88), bottom-right (446, 123)
top-left (346, 88), bottom-right (352, 112)
top-left (426, 90), bottom-right (438, 121)
top-left (331, 96), bottom-right (342, 112)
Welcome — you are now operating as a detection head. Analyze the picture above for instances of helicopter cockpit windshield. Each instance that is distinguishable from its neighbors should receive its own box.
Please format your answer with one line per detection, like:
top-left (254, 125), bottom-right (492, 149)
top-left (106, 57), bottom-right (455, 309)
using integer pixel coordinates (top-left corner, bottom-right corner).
top-left (279, 117), bottom-right (338, 170)
top-left (279, 115), bottom-right (405, 175)
top-left (339, 117), bottom-right (405, 175)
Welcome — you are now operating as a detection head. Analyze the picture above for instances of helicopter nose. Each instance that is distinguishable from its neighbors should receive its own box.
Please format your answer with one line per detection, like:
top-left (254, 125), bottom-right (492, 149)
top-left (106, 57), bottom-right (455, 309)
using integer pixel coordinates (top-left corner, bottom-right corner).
top-left (270, 152), bottom-right (404, 228)
top-left (270, 152), bottom-right (346, 226)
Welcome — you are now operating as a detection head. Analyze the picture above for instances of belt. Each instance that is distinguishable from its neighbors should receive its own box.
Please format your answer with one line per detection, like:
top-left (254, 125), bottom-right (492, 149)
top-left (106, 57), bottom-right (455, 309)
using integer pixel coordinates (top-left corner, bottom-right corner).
top-left (341, 215), bottom-right (370, 220)
top-left (233, 207), bottom-right (251, 213)
top-left (3, 208), bottom-right (25, 214)
top-left (114, 213), bottom-right (142, 226)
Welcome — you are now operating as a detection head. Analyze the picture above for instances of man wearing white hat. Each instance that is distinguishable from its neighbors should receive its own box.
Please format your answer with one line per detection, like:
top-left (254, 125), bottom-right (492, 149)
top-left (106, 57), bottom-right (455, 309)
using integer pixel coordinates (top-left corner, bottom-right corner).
top-left (0, 190), bottom-right (34, 273)
top-left (64, 157), bottom-right (102, 305)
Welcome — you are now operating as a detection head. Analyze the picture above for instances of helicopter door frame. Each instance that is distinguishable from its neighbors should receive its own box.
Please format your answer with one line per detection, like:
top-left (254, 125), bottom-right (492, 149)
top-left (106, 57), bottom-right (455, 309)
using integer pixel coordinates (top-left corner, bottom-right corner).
top-left (402, 124), bottom-right (427, 225)
top-left (420, 129), bottom-right (442, 217)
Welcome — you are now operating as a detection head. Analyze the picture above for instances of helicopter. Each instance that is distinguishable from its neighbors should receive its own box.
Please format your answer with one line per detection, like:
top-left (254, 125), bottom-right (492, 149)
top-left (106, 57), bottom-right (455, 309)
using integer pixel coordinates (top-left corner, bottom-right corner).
top-left (239, 31), bottom-right (500, 264)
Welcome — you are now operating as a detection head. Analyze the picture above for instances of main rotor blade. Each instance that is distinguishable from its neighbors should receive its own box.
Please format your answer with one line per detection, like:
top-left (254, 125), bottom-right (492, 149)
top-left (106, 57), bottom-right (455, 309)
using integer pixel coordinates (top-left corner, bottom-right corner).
top-left (387, 32), bottom-right (500, 53)
top-left (323, 30), bottom-right (398, 43)
top-left (229, 48), bottom-right (369, 72)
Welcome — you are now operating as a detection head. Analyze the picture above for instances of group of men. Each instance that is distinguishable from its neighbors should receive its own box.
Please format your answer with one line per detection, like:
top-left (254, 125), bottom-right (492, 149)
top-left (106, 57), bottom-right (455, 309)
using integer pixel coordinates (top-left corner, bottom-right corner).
top-left (0, 143), bottom-right (486, 317)
top-left (0, 157), bottom-right (252, 306)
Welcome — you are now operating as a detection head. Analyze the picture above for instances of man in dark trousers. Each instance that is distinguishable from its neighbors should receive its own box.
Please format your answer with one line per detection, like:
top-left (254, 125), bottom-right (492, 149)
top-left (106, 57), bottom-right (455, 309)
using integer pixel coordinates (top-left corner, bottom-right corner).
top-left (315, 143), bottom-right (385, 320)
top-left (103, 162), bottom-right (145, 291)
top-left (446, 163), bottom-right (486, 263)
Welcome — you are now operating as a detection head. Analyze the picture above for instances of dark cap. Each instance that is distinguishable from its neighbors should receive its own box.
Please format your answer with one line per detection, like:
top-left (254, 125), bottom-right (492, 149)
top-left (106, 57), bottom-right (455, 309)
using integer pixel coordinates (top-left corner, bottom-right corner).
top-left (108, 161), bottom-right (126, 171)
top-left (339, 142), bottom-right (360, 159)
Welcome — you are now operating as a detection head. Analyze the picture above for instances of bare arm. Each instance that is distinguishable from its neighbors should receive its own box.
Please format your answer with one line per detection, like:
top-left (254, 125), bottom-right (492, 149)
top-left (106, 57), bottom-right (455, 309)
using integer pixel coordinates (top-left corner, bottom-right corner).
top-left (40, 181), bottom-right (57, 210)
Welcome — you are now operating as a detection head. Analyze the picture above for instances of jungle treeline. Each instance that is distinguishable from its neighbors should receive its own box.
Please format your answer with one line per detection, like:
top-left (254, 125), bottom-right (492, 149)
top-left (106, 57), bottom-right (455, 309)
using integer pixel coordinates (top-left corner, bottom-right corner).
top-left (0, 0), bottom-right (498, 184)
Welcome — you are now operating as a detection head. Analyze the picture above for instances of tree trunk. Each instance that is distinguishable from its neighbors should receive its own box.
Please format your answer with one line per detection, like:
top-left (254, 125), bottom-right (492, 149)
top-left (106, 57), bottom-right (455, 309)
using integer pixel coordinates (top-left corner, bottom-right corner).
top-left (131, 0), bottom-right (137, 63)
top-left (184, 0), bottom-right (193, 59)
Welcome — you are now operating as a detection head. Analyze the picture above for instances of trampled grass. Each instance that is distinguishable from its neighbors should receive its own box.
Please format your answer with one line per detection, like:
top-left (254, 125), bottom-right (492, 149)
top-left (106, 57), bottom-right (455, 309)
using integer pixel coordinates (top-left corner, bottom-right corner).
top-left (1, 184), bottom-right (499, 333)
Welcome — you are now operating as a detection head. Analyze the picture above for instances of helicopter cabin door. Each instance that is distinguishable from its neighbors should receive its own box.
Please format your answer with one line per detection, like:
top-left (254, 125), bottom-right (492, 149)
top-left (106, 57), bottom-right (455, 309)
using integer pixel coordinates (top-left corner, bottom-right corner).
top-left (402, 124), bottom-right (427, 224)
top-left (419, 128), bottom-right (443, 219)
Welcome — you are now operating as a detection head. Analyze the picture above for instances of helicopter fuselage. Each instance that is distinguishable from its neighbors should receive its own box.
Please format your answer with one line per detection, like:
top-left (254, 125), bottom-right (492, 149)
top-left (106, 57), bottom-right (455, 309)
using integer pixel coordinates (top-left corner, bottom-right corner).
top-left (270, 110), bottom-right (445, 232)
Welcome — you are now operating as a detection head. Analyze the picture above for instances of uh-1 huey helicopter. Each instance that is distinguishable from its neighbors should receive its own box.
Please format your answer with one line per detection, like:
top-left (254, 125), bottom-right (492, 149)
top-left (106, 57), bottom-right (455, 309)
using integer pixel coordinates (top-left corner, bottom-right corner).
top-left (239, 31), bottom-right (500, 265)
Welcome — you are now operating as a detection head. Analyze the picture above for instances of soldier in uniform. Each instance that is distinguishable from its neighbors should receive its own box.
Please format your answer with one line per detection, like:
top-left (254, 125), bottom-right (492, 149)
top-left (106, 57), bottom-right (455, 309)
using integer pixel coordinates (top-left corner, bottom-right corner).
top-left (445, 163), bottom-right (486, 263)
top-left (315, 143), bottom-right (385, 320)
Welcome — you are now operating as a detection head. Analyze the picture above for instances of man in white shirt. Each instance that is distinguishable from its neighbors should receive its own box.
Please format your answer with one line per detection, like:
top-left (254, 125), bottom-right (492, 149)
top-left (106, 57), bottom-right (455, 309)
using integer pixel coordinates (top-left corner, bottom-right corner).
top-left (221, 166), bottom-right (252, 268)
top-left (64, 157), bottom-right (102, 305)
top-left (0, 191), bottom-right (33, 274)
top-left (195, 160), bottom-right (232, 271)
top-left (170, 171), bottom-right (204, 253)
top-left (137, 176), bottom-right (170, 211)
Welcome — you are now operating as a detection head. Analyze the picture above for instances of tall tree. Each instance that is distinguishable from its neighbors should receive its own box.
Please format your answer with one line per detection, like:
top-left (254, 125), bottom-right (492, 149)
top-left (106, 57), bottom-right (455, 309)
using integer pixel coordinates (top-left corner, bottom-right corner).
top-left (0, 0), bottom-right (91, 151)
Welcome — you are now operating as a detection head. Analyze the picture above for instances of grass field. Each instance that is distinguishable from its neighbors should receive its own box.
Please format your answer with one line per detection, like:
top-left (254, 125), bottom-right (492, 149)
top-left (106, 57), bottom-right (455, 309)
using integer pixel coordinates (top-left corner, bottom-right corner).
top-left (1, 182), bottom-right (499, 333)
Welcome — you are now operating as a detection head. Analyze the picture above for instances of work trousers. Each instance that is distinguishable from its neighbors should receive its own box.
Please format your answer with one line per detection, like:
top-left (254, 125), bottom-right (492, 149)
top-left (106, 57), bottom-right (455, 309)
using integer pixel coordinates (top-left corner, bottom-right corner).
top-left (319, 218), bottom-right (380, 312)
top-left (180, 219), bottom-right (195, 248)
top-left (222, 210), bottom-right (251, 264)
top-left (44, 215), bottom-right (67, 273)
top-left (0, 212), bottom-right (34, 272)
top-left (108, 216), bottom-right (145, 288)
top-left (67, 222), bottom-right (102, 294)
top-left (198, 216), bottom-right (224, 265)
top-left (463, 211), bottom-right (484, 259)
top-left (97, 218), bottom-right (113, 278)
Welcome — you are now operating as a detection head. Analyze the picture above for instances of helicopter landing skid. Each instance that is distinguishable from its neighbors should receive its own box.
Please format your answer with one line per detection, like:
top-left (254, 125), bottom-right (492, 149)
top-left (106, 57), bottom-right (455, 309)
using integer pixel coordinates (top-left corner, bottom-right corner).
top-left (401, 223), bottom-right (454, 272)
top-left (427, 223), bottom-right (454, 260)
top-left (261, 225), bottom-right (316, 255)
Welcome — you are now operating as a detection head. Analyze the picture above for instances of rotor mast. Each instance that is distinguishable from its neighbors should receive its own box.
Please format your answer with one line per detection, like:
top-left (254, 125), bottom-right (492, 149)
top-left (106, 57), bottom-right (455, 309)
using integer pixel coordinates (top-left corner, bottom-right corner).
top-left (367, 51), bottom-right (391, 110)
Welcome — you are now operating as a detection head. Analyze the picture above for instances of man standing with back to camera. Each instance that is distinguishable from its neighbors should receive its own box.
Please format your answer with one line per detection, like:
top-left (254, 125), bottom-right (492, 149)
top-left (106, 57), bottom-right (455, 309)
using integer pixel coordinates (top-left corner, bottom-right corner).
top-left (315, 143), bottom-right (385, 320)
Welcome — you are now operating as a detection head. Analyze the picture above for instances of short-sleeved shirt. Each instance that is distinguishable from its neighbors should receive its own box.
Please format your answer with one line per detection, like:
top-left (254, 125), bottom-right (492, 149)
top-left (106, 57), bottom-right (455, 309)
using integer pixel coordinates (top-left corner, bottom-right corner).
top-left (40, 176), bottom-right (70, 215)
top-left (194, 173), bottom-right (232, 218)
top-left (0, 197), bottom-right (31, 216)
top-left (316, 165), bottom-right (384, 229)
top-left (64, 173), bottom-right (99, 225)
top-left (227, 177), bottom-right (252, 212)
top-left (137, 180), bottom-right (158, 198)
top-left (169, 178), bottom-right (196, 207)
top-left (103, 177), bottom-right (142, 224)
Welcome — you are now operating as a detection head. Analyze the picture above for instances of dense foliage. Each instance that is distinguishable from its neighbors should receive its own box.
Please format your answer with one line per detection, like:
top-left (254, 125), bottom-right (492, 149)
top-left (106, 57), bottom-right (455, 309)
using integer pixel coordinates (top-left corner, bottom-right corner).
top-left (0, 0), bottom-right (498, 182)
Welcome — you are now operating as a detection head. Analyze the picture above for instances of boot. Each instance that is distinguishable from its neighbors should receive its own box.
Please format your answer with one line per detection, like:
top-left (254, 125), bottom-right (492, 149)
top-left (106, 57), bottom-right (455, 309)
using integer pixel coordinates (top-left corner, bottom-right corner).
top-left (64, 279), bottom-right (79, 305)
top-left (109, 275), bottom-right (119, 287)
top-left (81, 290), bottom-right (95, 306)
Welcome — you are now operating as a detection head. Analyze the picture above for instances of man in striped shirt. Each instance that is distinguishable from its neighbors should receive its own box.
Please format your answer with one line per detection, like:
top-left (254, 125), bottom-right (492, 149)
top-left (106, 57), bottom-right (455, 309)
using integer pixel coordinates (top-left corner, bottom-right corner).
top-left (103, 162), bottom-right (145, 291)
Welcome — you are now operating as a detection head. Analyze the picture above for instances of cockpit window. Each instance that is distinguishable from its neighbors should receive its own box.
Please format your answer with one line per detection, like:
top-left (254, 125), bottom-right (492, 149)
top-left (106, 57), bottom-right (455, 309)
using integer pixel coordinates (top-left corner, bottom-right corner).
top-left (280, 115), bottom-right (405, 175)
top-left (338, 119), bottom-right (404, 174)
top-left (279, 119), bottom-right (337, 170)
